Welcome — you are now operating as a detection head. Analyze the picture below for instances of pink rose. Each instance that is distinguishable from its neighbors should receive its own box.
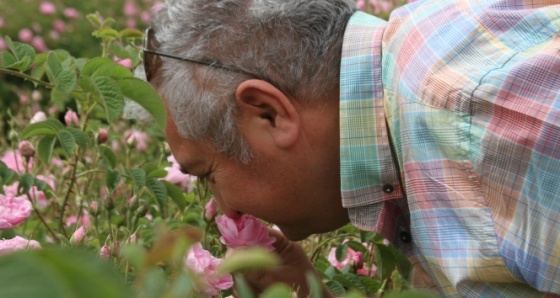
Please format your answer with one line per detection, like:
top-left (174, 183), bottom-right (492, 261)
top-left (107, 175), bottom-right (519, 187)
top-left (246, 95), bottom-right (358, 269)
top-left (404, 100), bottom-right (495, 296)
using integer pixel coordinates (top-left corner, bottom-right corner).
top-left (39, 1), bottom-right (56, 15)
top-left (185, 243), bottom-right (234, 295)
top-left (204, 198), bottom-right (218, 221)
top-left (116, 58), bottom-right (132, 68)
top-left (18, 28), bottom-right (33, 42)
top-left (0, 37), bottom-right (6, 51)
top-left (63, 7), bottom-right (79, 19)
top-left (30, 111), bottom-right (47, 124)
top-left (53, 20), bottom-right (65, 33)
top-left (125, 129), bottom-right (150, 152)
top-left (0, 151), bottom-right (33, 173)
top-left (123, 0), bottom-right (138, 17)
top-left (99, 245), bottom-right (111, 260)
top-left (0, 236), bottom-right (41, 255)
top-left (215, 214), bottom-right (276, 250)
top-left (31, 36), bottom-right (47, 52)
top-left (70, 225), bottom-right (86, 244)
top-left (0, 193), bottom-right (32, 230)
top-left (162, 155), bottom-right (196, 191)
top-left (64, 109), bottom-right (79, 126)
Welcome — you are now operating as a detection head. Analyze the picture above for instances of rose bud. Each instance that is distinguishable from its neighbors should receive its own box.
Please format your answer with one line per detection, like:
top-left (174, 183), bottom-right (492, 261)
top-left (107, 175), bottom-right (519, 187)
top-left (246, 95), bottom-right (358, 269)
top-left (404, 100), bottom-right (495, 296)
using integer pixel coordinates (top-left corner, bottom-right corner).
top-left (18, 140), bottom-right (35, 158)
top-left (97, 128), bottom-right (109, 144)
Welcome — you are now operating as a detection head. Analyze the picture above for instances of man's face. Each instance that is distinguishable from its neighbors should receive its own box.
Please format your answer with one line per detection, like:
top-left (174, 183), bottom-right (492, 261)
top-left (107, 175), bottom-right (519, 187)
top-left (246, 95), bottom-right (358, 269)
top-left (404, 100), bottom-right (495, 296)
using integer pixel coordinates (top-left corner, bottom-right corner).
top-left (164, 100), bottom-right (349, 241)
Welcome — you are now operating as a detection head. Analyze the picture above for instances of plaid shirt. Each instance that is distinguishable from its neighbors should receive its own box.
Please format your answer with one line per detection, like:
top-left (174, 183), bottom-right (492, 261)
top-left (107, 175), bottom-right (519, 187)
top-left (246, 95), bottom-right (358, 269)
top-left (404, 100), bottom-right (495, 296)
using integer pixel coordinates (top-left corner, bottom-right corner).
top-left (339, 1), bottom-right (560, 296)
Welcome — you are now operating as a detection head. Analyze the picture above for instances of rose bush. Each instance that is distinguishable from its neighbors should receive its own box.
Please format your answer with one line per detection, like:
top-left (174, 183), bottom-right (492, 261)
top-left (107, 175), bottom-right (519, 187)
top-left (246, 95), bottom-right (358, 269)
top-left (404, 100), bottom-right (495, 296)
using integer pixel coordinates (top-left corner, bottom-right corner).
top-left (0, 1), bottom-right (429, 297)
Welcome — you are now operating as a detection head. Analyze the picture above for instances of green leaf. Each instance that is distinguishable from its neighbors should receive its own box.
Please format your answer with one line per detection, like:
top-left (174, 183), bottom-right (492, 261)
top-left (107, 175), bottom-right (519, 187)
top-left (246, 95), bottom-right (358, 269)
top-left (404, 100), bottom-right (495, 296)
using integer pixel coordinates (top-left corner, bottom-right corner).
top-left (233, 274), bottom-right (255, 298)
top-left (61, 128), bottom-right (89, 149)
top-left (218, 248), bottom-right (279, 274)
top-left (54, 69), bottom-right (77, 94)
top-left (118, 78), bottom-right (166, 129)
top-left (119, 28), bottom-right (144, 39)
top-left (0, 161), bottom-right (17, 186)
top-left (357, 276), bottom-right (382, 295)
top-left (94, 76), bottom-right (124, 122)
top-left (21, 119), bottom-right (64, 139)
top-left (82, 57), bottom-right (132, 80)
top-left (93, 28), bottom-right (119, 40)
top-left (57, 130), bottom-right (76, 155)
top-left (326, 280), bottom-right (346, 297)
top-left (46, 51), bottom-right (62, 80)
top-left (119, 245), bottom-right (146, 270)
top-left (375, 244), bottom-right (396, 280)
top-left (0, 247), bottom-right (133, 298)
top-left (86, 13), bottom-right (102, 28)
top-left (161, 181), bottom-right (187, 211)
top-left (335, 243), bottom-right (348, 263)
top-left (332, 273), bottom-right (368, 295)
top-left (1, 51), bottom-right (17, 68)
top-left (18, 173), bottom-right (35, 194)
top-left (261, 284), bottom-right (295, 298)
top-left (98, 146), bottom-right (117, 169)
top-left (37, 135), bottom-right (56, 164)
top-left (106, 169), bottom-right (121, 191)
top-left (385, 290), bottom-right (439, 298)
top-left (146, 169), bottom-right (167, 179)
top-left (346, 240), bottom-right (367, 254)
top-left (130, 168), bottom-right (146, 190)
top-left (146, 178), bottom-right (167, 208)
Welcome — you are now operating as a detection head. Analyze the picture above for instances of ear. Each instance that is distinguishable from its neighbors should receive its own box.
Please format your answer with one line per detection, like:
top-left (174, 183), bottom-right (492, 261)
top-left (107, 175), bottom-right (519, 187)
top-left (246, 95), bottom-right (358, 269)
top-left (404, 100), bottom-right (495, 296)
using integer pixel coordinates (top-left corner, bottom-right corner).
top-left (235, 79), bottom-right (300, 148)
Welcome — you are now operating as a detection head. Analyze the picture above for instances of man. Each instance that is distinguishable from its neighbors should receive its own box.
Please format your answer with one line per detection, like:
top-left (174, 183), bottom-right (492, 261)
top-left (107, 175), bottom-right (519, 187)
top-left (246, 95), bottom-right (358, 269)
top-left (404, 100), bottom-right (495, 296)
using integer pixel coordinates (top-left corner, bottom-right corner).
top-left (143, 0), bottom-right (560, 296)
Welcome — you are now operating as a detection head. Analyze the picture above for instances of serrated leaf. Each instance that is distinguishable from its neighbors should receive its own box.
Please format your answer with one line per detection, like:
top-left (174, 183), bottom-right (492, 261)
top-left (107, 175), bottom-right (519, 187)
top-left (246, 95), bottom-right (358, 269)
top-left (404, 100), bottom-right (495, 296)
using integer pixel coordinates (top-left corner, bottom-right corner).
top-left (375, 244), bottom-right (396, 280)
top-left (18, 173), bottom-right (35, 194)
top-left (54, 69), bottom-right (77, 94)
top-left (130, 168), bottom-right (146, 189)
top-left (37, 135), bottom-right (56, 164)
top-left (326, 280), bottom-right (346, 297)
top-left (98, 146), bottom-right (117, 169)
top-left (335, 243), bottom-right (349, 263)
top-left (333, 273), bottom-right (368, 294)
top-left (0, 247), bottom-right (134, 298)
top-left (1, 51), bottom-right (17, 68)
top-left (57, 130), bottom-right (76, 155)
top-left (21, 119), bottom-right (64, 139)
top-left (356, 275), bottom-right (382, 294)
top-left (46, 51), bottom-right (62, 80)
top-left (94, 76), bottom-right (124, 121)
top-left (106, 170), bottom-right (121, 191)
top-left (161, 181), bottom-right (187, 211)
top-left (4, 40), bottom-right (36, 71)
top-left (118, 78), bottom-right (166, 129)
top-left (82, 57), bottom-right (132, 80)
top-left (61, 127), bottom-right (89, 149)
top-left (146, 178), bottom-right (167, 208)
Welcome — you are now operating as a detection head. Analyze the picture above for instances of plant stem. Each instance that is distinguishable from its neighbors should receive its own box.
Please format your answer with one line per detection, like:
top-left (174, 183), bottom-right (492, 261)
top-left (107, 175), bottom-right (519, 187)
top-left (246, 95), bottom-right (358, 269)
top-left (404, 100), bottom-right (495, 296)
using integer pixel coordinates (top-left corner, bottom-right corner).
top-left (58, 149), bottom-right (81, 237)
top-left (0, 68), bottom-right (54, 88)
top-left (26, 193), bottom-right (58, 240)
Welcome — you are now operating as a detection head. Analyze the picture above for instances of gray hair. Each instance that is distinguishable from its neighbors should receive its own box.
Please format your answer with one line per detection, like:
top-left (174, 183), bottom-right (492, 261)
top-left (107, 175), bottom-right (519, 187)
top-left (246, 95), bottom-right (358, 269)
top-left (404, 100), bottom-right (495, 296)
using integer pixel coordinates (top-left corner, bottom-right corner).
top-left (153, 0), bottom-right (356, 163)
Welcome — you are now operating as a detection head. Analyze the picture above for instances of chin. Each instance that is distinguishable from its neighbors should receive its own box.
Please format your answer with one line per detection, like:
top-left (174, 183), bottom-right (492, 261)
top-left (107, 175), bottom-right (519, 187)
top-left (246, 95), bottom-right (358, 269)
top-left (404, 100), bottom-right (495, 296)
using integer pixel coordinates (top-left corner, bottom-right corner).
top-left (278, 226), bottom-right (312, 242)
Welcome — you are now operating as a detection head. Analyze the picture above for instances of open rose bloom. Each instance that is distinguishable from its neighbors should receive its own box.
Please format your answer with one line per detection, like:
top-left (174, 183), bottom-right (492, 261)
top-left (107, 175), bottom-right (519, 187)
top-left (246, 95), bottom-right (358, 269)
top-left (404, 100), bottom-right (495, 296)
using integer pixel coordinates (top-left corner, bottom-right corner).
top-left (215, 214), bottom-right (275, 250)
top-left (185, 242), bottom-right (234, 295)
top-left (0, 236), bottom-right (41, 255)
top-left (0, 193), bottom-right (32, 230)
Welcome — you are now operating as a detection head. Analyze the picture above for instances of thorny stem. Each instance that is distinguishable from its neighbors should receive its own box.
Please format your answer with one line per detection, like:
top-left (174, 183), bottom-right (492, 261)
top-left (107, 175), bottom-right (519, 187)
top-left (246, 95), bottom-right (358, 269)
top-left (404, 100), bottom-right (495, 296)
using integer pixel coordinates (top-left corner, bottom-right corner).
top-left (58, 149), bottom-right (82, 237)
top-left (0, 68), bottom-right (53, 88)
top-left (26, 193), bottom-right (58, 240)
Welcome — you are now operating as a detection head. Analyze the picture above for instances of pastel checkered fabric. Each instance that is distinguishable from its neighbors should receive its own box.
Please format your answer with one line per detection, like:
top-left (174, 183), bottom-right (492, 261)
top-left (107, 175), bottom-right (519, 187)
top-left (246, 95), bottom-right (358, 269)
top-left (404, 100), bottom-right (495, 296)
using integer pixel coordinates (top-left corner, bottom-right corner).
top-left (339, 1), bottom-right (560, 296)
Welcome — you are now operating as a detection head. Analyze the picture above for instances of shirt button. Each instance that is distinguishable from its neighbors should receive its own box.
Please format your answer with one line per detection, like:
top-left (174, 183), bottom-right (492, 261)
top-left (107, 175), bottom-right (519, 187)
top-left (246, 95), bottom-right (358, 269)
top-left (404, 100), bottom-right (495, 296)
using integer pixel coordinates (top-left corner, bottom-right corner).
top-left (382, 184), bottom-right (394, 193)
top-left (400, 231), bottom-right (412, 243)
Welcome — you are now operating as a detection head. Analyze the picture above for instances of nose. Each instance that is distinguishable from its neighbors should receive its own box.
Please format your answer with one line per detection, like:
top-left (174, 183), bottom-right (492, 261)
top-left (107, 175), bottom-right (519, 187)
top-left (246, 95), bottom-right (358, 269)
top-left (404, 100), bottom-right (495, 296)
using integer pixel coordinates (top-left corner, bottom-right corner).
top-left (211, 193), bottom-right (242, 219)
